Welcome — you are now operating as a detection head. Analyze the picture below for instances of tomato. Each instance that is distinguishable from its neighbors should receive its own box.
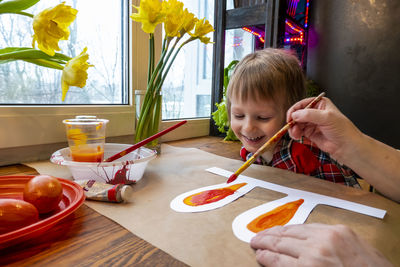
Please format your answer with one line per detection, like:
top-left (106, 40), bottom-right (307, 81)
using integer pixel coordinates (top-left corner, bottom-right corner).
top-left (23, 175), bottom-right (63, 214)
top-left (0, 199), bottom-right (39, 234)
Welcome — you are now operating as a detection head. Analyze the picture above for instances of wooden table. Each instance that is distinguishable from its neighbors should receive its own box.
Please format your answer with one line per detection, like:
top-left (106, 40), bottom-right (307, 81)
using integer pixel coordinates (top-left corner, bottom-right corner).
top-left (0, 137), bottom-right (239, 266)
top-left (0, 136), bottom-right (398, 266)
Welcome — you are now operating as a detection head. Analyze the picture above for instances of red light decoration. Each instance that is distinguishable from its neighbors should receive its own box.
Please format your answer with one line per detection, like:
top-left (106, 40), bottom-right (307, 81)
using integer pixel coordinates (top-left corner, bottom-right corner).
top-left (241, 1), bottom-right (310, 46)
top-left (285, 19), bottom-right (305, 44)
top-left (287, 0), bottom-right (300, 17)
top-left (242, 27), bottom-right (265, 44)
top-left (305, 0), bottom-right (310, 28)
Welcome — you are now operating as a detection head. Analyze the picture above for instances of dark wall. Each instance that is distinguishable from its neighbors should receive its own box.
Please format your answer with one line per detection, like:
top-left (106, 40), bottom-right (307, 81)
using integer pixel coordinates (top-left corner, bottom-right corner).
top-left (306, 0), bottom-right (400, 148)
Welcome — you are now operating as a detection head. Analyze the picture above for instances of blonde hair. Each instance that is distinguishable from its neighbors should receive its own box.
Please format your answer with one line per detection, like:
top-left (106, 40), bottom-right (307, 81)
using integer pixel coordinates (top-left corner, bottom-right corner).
top-left (226, 48), bottom-right (306, 116)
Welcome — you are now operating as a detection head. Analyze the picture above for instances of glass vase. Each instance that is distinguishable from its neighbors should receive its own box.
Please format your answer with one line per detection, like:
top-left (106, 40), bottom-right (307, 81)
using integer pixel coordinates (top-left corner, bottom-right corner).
top-left (134, 90), bottom-right (162, 154)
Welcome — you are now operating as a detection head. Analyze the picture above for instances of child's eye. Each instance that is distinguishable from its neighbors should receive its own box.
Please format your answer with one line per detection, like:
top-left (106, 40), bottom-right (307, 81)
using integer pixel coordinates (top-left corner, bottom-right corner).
top-left (233, 114), bottom-right (244, 119)
top-left (258, 116), bottom-right (271, 121)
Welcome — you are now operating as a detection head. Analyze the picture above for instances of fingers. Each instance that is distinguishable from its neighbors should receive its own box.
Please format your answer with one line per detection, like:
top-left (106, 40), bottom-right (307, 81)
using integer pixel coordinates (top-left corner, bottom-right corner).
top-left (287, 97), bottom-right (316, 114)
top-left (255, 225), bottom-right (309, 239)
top-left (288, 122), bottom-right (307, 140)
top-left (255, 248), bottom-right (297, 267)
top-left (250, 224), bottom-right (391, 267)
top-left (286, 97), bottom-right (320, 122)
top-left (251, 233), bottom-right (304, 258)
top-left (286, 96), bottom-right (331, 123)
top-left (259, 223), bottom-right (353, 241)
top-left (250, 225), bottom-right (312, 259)
top-left (290, 108), bottom-right (328, 125)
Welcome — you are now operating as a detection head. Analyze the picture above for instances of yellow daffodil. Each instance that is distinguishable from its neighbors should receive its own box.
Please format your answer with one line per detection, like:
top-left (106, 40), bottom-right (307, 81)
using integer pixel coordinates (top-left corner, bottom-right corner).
top-left (131, 0), bottom-right (165, 34)
top-left (61, 47), bottom-right (93, 101)
top-left (180, 8), bottom-right (197, 35)
top-left (32, 2), bottom-right (77, 56)
top-left (132, 0), bottom-right (215, 145)
top-left (162, 0), bottom-right (184, 37)
top-left (189, 18), bottom-right (214, 44)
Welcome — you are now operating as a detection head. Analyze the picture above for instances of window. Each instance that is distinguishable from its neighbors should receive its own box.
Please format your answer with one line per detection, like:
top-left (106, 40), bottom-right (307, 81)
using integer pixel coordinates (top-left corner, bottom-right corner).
top-left (0, 0), bottom-right (215, 164)
top-left (224, 28), bottom-right (255, 67)
top-left (0, 0), bottom-right (132, 164)
top-left (162, 0), bottom-right (214, 120)
top-left (0, 0), bottom-right (128, 104)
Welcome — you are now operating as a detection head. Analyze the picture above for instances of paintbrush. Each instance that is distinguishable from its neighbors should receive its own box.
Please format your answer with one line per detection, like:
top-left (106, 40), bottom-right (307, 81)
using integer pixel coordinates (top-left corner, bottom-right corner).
top-left (104, 120), bottom-right (187, 162)
top-left (226, 92), bottom-right (326, 183)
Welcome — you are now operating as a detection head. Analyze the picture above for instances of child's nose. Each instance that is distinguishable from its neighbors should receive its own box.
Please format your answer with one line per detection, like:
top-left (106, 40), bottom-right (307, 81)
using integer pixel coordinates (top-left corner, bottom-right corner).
top-left (242, 118), bottom-right (255, 132)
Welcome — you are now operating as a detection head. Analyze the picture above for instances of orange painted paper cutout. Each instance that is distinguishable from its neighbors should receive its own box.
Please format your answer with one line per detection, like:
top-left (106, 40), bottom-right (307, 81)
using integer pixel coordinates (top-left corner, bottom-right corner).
top-left (183, 183), bottom-right (247, 206)
top-left (247, 199), bottom-right (304, 233)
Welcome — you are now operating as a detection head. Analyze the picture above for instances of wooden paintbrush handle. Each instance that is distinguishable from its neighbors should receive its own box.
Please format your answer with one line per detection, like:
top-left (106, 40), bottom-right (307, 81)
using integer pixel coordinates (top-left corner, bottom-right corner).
top-left (253, 122), bottom-right (293, 158)
top-left (253, 92), bottom-right (325, 159)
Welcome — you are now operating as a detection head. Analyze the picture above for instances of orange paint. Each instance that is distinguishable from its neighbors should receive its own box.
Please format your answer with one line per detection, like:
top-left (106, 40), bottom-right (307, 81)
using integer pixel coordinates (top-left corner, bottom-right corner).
top-left (247, 199), bottom-right (304, 233)
top-left (71, 146), bottom-right (104, 162)
top-left (183, 183), bottom-right (247, 206)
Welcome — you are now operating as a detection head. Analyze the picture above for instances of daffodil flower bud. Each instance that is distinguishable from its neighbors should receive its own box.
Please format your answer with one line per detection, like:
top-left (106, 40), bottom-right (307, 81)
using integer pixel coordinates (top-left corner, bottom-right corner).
top-left (61, 47), bottom-right (93, 101)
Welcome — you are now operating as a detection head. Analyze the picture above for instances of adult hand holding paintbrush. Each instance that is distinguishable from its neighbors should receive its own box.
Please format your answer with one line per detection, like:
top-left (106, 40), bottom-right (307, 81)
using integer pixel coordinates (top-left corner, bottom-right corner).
top-left (227, 92), bottom-right (326, 183)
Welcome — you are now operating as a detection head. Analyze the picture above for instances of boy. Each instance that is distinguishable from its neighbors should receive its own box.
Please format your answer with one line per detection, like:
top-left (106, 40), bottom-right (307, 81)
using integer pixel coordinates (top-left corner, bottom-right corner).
top-left (226, 48), bottom-right (360, 187)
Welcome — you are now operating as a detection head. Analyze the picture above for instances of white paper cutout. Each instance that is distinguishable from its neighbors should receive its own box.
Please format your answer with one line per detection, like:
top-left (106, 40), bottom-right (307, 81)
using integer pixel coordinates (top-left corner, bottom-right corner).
top-left (170, 167), bottom-right (387, 243)
top-left (170, 176), bottom-right (254, 212)
top-left (206, 167), bottom-right (386, 218)
top-left (232, 196), bottom-right (318, 242)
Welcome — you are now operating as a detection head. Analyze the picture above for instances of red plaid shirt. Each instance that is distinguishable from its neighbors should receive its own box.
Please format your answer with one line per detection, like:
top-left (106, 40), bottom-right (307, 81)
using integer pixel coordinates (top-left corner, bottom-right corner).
top-left (240, 133), bottom-right (360, 188)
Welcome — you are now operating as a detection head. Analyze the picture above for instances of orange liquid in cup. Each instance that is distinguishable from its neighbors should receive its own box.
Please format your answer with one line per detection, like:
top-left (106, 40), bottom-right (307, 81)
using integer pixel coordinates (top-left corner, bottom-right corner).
top-left (71, 146), bottom-right (104, 162)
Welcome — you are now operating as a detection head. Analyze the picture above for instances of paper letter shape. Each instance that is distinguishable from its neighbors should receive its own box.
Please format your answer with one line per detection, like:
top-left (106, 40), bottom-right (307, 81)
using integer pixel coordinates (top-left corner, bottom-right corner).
top-left (170, 167), bottom-right (386, 243)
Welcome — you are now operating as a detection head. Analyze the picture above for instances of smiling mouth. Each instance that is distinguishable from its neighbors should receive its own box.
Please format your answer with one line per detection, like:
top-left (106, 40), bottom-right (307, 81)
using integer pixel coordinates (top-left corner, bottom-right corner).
top-left (243, 135), bottom-right (264, 143)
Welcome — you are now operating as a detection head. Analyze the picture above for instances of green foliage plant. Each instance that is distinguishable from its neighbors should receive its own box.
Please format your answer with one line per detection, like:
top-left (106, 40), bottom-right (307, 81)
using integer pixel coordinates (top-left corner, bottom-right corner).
top-left (305, 78), bottom-right (322, 97)
top-left (212, 59), bottom-right (239, 141)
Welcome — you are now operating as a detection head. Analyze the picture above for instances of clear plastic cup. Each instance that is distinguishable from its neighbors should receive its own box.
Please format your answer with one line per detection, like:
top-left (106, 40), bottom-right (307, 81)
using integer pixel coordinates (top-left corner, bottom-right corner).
top-left (63, 116), bottom-right (109, 162)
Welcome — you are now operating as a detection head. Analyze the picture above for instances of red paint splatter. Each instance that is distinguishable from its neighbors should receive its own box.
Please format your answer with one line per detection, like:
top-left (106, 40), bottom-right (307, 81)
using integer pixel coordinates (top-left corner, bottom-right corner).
top-left (110, 164), bottom-right (131, 184)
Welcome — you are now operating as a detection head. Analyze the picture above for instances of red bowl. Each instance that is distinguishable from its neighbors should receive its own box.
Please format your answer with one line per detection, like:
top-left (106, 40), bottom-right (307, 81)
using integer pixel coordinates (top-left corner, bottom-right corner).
top-left (0, 175), bottom-right (85, 249)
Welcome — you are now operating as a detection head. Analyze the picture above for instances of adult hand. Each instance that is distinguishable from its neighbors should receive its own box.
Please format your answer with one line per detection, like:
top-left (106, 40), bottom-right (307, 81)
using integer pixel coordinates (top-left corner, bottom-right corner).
top-left (287, 97), bottom-right (400, 202)
top-left (286, 97), bottom-right (362, 162)
top-left (250, 224), bottom-right (392, 267)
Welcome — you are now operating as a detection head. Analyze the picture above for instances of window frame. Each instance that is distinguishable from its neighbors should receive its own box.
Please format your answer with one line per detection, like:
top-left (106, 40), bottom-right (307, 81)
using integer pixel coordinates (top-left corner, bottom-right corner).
top-left (130, 0), bottom-right (211, 142)
top-left (0, 0), bottom-right (210, 165)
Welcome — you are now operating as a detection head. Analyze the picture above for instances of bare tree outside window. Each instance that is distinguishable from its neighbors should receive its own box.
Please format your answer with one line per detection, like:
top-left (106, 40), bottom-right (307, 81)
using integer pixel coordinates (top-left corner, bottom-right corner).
top-left (0, 0), bottom-right (127, 104)
top-left (161, 0), bottom-right (214, 120)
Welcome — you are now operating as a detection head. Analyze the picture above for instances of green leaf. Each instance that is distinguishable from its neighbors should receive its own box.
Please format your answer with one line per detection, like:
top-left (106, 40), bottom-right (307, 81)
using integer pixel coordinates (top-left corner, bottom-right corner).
top-left (0, 47), bottom-right (30, 53)
top-left (223, 60), bottom-right (239, 94)
top-left (224, 128), bottom-right (238, 141)
top-left (211, 101), bottom-right (228, 133)
top-left (0, 47), bottom-right (68, 70)
top-left (14, 11), bottom-right (33, 17)
top-left (0, 59), bottom-right (14, 64)
top-left (212, 101), bottom-right (238, 141)
top-left (0, 47), bottom-right (71, 63)
top-left (0, 0), bottom-right (40, 13)
top-left (23, 58), bottom-right (64, 70)
top-left (213, 59), bottom-right (240, 139)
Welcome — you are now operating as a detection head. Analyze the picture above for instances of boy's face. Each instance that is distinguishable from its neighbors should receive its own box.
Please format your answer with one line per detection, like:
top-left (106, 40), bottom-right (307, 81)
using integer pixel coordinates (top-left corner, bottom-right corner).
top-left (230, 95), bottom-right (286, 154)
